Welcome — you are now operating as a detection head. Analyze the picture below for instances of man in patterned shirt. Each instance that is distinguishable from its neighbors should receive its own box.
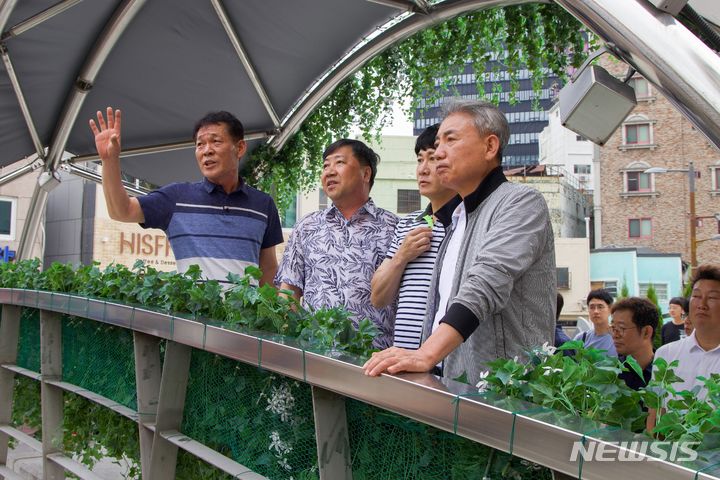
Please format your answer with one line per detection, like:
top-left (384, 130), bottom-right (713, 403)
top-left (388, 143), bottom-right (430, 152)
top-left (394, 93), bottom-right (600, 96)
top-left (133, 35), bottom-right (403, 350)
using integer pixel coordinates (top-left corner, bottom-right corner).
top-left (370, 124), bottom-right (460, 349)
top-left (275, 139), bottom-right (398, 348)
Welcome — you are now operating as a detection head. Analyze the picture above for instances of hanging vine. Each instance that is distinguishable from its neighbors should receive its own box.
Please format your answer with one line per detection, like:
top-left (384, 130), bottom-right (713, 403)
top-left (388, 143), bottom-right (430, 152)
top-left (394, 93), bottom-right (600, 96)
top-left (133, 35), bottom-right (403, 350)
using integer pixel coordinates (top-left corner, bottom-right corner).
top-left (242, 4), bottom-right (594, 210)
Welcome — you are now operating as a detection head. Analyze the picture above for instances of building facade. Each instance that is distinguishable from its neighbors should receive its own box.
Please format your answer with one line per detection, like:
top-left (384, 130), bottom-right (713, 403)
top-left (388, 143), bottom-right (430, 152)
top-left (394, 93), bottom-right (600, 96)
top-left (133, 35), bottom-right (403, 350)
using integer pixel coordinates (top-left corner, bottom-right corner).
top-left (413, 62), bottom-right (560, 166)
top-left (0, 158), bottom-right (46, 262)
top-left (539, 102), bottom-right (596, 191)
top-left (43, 169), bottom-right (178, 271)
top-left (555, 237), bottom-right (591, 321)
top-left (590, 247), bottom-right (683, 314)
top-left (598, 56), bottom-right (720, 266)
top-left (504, 166), bottom-right (591, 238)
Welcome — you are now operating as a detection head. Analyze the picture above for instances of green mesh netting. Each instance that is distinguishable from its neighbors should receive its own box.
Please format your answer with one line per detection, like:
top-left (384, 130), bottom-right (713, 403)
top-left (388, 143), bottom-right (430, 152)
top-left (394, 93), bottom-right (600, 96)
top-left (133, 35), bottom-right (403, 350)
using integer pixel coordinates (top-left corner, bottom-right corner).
top-left (62, 316), bottom-right (137, 410)
top-left (16, 307), bottom-right (40, 372)
top-left (9, 308), bottom-right (552, 479)
top-left (346, 399), bottom-right (552, 480)
top-left (181, 350), bottom-right (319, 480)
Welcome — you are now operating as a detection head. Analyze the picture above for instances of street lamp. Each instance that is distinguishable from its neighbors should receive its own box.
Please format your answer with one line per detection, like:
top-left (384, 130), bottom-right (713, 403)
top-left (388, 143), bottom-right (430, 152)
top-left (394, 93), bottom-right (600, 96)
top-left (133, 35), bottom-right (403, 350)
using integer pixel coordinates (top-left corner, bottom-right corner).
top-left (696, 234), bottom-right (720, 245)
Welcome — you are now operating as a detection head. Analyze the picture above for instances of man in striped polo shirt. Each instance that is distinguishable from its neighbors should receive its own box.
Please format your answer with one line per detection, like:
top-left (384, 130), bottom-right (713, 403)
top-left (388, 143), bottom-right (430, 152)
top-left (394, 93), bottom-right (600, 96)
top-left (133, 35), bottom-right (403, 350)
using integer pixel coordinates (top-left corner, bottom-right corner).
top-left (90, 107), bottom-right (283, 286)
top-left (370, 124), bottom-right (460, 349)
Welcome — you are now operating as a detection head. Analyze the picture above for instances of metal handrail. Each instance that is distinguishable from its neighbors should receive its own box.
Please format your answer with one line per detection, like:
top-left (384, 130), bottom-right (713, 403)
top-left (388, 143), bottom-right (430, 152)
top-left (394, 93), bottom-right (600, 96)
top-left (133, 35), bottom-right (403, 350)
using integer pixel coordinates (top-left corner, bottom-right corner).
top-left (1, 288), bottom-right (718, 480)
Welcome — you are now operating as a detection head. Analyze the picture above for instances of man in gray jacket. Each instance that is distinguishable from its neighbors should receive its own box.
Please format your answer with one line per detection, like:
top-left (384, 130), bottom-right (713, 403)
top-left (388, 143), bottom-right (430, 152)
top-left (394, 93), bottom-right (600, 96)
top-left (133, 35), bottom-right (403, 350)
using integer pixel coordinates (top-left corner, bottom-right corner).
top-left (364, 100), bottom-right (556, 385)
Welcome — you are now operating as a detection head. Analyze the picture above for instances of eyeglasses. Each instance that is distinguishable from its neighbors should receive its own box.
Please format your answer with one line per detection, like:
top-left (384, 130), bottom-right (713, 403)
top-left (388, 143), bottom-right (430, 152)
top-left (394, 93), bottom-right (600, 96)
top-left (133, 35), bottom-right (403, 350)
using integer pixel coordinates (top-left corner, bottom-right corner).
top-left (610, 325), bottom-right (634, 336)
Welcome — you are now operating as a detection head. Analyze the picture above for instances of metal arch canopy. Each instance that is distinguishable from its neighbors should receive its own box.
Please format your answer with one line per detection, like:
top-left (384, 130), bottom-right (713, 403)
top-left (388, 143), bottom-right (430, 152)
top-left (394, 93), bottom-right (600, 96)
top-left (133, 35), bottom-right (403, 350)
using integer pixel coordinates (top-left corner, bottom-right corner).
top-left (0, 0), bottom-right (719, 259)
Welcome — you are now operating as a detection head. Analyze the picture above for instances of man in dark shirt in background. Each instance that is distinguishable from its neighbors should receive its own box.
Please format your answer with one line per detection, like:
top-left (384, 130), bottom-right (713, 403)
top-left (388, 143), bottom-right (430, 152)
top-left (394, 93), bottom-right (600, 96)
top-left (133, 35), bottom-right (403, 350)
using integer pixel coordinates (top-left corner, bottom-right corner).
top-left (611, 297), bottom-right (657, 390)
top-left (661, 296), bottom-right (689, 345)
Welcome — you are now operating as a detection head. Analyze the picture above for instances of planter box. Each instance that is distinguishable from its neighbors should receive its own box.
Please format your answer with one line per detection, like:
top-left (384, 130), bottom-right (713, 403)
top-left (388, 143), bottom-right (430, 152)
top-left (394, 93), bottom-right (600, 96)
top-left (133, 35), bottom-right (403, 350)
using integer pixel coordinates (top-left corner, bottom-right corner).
top-left (103, 302), bottom-right (135, 329)
top-left (204, 325), bottom-right (259, 366)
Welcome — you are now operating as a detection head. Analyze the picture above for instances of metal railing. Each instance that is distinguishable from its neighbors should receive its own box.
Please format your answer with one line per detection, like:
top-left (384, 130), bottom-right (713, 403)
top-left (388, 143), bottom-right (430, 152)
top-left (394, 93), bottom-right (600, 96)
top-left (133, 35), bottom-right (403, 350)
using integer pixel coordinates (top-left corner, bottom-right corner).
top-left (0, 288), bottom-right (718, 480)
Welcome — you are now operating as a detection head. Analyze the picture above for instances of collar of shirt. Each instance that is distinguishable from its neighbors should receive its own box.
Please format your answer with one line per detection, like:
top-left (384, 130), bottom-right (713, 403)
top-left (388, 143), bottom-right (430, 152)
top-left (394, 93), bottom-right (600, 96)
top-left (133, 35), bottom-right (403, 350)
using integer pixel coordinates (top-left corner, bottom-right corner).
top-left (415, 195), bottom-right (462, 228)
top-left (463, 166), bottom-right (508, 214)
top-left (202, 177), bottom-right (247, 195)
top-left (325, 197), bottom-right (378, 222)
top-left (450, 201), bottom-right (466, 229)
top-left (688, 330), bottom-right (720, 353)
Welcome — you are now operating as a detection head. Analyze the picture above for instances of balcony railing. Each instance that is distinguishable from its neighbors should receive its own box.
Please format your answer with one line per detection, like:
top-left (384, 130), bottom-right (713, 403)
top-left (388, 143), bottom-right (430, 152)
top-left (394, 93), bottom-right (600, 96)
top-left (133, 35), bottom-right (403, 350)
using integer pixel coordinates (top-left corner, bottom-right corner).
top-left (1, 288), bottom-right (719, 480)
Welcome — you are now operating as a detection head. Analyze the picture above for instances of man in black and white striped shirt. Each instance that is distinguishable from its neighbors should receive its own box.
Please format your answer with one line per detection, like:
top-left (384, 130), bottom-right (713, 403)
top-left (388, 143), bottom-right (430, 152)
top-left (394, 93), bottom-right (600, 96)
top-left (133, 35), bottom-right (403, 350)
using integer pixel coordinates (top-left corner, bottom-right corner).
top-left (370, 124), bottom-right (460, 349)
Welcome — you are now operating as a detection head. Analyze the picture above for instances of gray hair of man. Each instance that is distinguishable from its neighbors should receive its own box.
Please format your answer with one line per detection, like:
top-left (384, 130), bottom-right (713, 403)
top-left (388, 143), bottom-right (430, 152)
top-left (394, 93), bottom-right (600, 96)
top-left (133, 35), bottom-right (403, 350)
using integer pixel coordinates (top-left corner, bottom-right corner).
top-left (440, 99), bottom-right (510, 163)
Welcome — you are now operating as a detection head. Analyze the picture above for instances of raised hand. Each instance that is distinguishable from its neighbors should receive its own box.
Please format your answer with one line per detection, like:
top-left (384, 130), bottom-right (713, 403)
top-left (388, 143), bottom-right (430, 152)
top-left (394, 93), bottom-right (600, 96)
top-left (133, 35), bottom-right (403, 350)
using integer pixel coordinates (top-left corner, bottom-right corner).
top-left (89, 107), bottom-right (122, 162)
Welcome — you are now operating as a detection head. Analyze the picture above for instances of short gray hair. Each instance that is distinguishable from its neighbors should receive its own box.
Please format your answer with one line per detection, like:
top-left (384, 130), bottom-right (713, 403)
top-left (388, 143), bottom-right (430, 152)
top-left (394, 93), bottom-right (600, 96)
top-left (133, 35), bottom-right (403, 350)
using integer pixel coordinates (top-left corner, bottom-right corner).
top-left (441, 99), bottom-right (510, 162)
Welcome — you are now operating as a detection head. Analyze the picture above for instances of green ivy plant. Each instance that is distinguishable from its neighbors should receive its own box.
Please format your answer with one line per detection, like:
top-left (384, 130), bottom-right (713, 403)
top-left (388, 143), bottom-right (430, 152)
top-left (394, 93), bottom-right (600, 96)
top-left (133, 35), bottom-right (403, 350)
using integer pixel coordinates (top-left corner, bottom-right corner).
top-left (481, 340), bottom-right (647, 432)
top-left (0, 259), bottom-right (379, 359)
top-left (243, 4), bottom-right (593, 210)
top-left (644, 359), bottom-right (720, 450)
top-left (480, 340), bottom-right (720, 451)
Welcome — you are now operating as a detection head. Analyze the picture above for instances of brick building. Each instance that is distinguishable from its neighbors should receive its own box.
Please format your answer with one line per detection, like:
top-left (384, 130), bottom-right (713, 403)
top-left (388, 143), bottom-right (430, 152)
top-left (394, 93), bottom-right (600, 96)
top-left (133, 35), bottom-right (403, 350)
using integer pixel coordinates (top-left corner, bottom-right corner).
top-left (598, 56), bottom-right (720, 266)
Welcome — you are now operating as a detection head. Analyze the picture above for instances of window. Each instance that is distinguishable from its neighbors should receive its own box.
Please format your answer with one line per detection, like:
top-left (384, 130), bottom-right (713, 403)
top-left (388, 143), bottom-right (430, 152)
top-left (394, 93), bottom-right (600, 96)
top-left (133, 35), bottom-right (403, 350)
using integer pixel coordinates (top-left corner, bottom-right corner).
top-left (556, 267), bottom-right (570, 289)
top-left (639, 283), bottom-right (669, 305)
top-left (624, 124), bottom-right (650, 145)
top-left (318, 190), bottom-right (328, 210)
top-left (629, 77), bottom-right (651, 99)
top-left (629, 218), bottom-right (652, 238)
top-left (712, 166), bottom-right (720, 192)
top-left (622, 162), bottom-right (655, 196)
top-left (621, 116), bottom-right (655, 150)
top-left (626, 171), bottom-right (652, 192)
top-left (576, 135), bottom-right (588, 142)
top-left (397, 189), bottom-right (421, 214)
top-left (574, 164), bottom-right (591, 175)
top-left (0, 197), bottom-right (16, 240)
top-left (591, 280), bottom-right (618, 298)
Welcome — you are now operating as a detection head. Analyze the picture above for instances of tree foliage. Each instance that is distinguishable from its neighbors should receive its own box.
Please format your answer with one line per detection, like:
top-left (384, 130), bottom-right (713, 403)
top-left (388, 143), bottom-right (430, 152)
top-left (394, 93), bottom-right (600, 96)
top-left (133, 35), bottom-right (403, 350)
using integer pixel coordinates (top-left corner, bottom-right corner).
top-left (644, 283), bottom-right (664, 350)
top-left (619, 275), bottom-right (630, 299)
top-left (243, 4), bottom-right (592, 210)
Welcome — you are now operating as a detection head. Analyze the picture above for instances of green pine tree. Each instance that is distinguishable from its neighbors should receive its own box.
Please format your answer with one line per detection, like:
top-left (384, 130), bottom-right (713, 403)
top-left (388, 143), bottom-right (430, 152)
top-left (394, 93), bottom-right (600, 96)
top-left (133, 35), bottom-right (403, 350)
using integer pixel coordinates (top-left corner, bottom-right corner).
top-left (682, 280), bottom-right (693, 298)
top-left (619, 275), bottom-right (630, 299)
top-left (644, 283), bottom-right (664, 350)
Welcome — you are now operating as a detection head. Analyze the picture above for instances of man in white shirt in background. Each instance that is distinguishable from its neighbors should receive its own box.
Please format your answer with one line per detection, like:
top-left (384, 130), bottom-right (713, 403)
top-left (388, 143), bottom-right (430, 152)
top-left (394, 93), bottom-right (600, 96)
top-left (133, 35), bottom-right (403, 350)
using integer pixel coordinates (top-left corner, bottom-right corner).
top-left (647, 264), bottom-right (720, 431)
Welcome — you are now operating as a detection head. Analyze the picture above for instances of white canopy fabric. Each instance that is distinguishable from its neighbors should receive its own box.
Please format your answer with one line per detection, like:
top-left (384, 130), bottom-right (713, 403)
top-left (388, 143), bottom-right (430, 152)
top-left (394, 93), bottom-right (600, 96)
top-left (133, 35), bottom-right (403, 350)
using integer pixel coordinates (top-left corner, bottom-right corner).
top-left (0, 0), bottom-right (421, 185)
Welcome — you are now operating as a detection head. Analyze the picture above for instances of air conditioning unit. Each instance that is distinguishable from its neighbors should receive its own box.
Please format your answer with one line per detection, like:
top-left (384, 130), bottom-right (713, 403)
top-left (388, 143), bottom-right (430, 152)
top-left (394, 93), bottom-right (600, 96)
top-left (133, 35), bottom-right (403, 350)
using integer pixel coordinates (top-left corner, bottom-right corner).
top-left (578, 175), bottom-right (589, 184)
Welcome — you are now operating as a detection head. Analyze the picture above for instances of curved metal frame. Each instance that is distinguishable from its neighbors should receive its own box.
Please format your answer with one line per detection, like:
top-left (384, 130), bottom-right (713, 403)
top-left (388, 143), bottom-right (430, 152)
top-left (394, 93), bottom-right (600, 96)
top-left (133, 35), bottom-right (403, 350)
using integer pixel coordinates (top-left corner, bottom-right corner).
top-left (0, 0), bottom-right (19, 34)
top-left (0, 45), bottom-right (45, 158)
top-left (1, 0), bottom-right (84, 40)
top-left (0, 0), bottom-right (719, 261)
top-left (17, 0), bottom-right (148, 260)
top-left (211, 0), bottom-right (280, 128)
top-left (272, 0), bottom-right (542, 149)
